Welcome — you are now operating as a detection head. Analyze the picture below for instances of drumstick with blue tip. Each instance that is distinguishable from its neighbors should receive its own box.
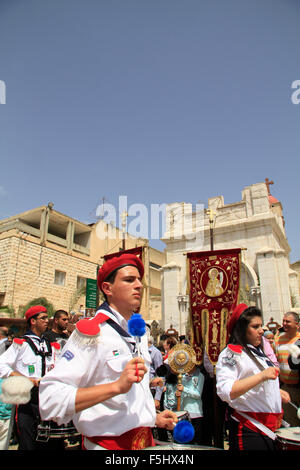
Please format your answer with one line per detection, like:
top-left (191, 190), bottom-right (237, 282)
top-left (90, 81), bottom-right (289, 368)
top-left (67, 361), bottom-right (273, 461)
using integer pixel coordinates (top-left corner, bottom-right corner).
top-left (173, 420), bottom-right (195, 444)
top-left (154, 412), bottom-right (195, 444)
top-left (128, 313), bottom-right (146, 381)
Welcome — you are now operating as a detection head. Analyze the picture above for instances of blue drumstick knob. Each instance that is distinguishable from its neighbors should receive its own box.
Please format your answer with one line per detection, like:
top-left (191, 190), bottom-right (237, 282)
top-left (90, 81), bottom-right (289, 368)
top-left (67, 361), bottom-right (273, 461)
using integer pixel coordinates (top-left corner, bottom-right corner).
top-left (128, 313), bottom-right (146, 337)
top-left (128, 313), bottom-right (146, 358)
top-left (173, 420), bottom-right (195, 444)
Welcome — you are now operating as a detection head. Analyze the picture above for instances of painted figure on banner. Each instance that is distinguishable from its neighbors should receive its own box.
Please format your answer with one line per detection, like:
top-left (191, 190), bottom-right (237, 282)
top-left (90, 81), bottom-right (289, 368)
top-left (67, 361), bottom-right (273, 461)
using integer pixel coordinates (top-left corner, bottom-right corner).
top-left (205, 268), bottom-right (224, 297)
top-left (212, 322), bottom-right (218, 344)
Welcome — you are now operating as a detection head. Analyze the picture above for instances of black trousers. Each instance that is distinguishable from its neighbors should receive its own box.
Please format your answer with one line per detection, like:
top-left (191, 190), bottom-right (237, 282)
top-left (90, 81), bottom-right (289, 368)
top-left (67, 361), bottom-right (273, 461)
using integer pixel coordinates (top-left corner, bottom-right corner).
top-left (16, 402), bottom-right (65, 451)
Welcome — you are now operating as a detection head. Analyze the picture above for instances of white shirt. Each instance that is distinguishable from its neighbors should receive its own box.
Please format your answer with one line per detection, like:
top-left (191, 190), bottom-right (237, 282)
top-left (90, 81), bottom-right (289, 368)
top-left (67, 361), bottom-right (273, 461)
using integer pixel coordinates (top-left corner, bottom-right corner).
top-left (39, 307), bottom-right (156, 437)
top-left (216, 345), bottom-right (282, 414)
top-left (0, 334), bottom-right (57, 379)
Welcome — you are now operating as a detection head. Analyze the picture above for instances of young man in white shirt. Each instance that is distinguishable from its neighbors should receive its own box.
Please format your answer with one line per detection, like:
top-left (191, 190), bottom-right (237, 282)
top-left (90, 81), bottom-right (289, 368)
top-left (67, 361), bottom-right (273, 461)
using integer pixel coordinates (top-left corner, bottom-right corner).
top-left (39, 254), bottom-right (177, 450)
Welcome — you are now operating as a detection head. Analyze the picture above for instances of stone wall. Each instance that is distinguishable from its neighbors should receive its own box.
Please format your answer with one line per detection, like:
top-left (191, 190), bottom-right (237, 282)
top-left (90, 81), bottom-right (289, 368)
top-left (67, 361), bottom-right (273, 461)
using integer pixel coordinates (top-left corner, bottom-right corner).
top-left (0, 235), bottom-right (97, 315)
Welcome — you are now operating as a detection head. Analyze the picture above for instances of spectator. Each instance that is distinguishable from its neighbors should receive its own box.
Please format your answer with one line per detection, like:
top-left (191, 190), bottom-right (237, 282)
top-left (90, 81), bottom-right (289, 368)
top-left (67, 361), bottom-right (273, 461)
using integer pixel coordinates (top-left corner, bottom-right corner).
top-left (0, 378), bottom-right (13, 450)
top-left (0, 328), bottom-right (10, 355)
top-left (274, 311), bottom-right (300, 426)
top-left (164, 363), bottom-right (205, 445)
top-left (163, 336), bottom-right (178, 362)
top-left (44, 310), bottom-right (69, 348)
top-left (147, 327), bottom-right (164, 410)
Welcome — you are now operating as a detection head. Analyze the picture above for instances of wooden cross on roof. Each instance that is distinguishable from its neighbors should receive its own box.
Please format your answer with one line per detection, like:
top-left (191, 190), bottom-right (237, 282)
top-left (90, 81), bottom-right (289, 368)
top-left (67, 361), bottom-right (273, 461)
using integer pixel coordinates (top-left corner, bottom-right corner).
top-left (265, 178), bottom-right (274, 195)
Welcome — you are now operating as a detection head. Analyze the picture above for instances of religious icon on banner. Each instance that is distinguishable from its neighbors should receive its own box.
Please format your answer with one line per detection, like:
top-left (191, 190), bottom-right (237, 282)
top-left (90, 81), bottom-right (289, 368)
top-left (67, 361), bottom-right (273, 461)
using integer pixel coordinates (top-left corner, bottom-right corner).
top-left (202, 267), bottom-right (227, 297)
top-left (187, 249), bottom-right (241, 366)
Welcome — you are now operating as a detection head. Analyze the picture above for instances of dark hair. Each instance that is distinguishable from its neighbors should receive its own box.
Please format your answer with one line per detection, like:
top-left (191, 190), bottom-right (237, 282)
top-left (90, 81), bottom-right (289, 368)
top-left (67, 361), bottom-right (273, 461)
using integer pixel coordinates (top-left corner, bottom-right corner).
top-left (26, 313), bottom-right (39, 328)
top-left (165, 336), bottom-right (177, 348)
top-left (53, 309), bottom-right (69, 320)
top-left (228, 306), bottom-right (265, 367)
top-left (229, 306), bottom-right (262, 345)
top-left (0, 327), bottom-right (8, 337)
top-left (101, 270), bottom-right (119, 302)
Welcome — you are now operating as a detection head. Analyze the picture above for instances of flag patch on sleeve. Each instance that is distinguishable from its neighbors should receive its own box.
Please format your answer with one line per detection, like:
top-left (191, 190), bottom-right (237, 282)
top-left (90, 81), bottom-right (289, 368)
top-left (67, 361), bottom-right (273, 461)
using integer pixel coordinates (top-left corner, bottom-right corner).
top-left (62, 350), bottom-right (74, 361)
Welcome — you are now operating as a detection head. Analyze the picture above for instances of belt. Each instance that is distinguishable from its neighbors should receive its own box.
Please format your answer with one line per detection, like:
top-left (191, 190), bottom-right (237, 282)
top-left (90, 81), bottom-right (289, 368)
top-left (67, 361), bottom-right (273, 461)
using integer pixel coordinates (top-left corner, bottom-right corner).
top-left (233, 410), bottom-right (283, 439)
top-left (85, 426), bottom-right (155, 450)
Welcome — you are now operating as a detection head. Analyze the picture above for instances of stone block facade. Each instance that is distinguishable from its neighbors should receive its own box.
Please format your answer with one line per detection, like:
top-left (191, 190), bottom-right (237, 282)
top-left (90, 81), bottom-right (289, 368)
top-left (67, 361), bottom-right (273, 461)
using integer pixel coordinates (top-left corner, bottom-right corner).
top-left (0, 233), bottom-right (97, 315)
top-left (0, 206), bottom-right (166, 323)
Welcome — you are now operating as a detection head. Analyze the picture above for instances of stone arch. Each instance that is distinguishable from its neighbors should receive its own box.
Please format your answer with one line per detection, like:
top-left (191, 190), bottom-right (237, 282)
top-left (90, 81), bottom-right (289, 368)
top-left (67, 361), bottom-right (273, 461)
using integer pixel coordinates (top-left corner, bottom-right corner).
top-left (239, 260), bottom-right (259, 304)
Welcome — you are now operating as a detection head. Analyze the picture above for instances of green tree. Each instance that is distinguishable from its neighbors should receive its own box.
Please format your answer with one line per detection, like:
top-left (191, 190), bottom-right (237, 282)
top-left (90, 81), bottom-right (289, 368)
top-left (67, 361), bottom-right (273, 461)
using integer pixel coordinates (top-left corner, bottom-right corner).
top-left (22, 297), bottom-right (55, 317)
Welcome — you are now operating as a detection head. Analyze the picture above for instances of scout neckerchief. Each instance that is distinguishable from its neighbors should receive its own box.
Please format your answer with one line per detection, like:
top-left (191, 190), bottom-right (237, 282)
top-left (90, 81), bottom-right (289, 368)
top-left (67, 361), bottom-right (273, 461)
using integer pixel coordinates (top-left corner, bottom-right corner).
top-left (245, 344), bottom-right (275, 370)
top-left (97, 302), bottom-right (137, 355)
top-left (23, 331), bottom-right (52, 377)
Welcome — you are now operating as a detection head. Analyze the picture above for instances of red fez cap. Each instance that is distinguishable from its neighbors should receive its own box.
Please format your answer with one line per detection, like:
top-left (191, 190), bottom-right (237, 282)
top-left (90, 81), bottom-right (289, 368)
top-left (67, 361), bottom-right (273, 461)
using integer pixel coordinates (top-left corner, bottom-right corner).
top-left (25, 305), bottom-right (47, 321)
top-left (227, 303), bottom-right (248, 337)
top-left (97, 254), bottom-right (144, 291)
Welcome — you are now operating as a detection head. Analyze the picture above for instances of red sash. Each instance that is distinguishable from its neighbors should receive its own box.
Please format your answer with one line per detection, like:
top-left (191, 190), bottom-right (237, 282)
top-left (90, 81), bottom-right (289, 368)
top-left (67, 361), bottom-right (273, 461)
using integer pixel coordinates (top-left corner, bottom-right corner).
top-left (86, 426), bottom-right (155, 450)
top-left (233, 410), bottom-right (283, 435)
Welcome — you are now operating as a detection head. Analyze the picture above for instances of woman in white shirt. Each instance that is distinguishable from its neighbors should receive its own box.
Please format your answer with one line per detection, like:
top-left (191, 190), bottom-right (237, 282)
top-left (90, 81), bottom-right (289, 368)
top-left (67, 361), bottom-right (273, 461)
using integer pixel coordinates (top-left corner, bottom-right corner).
top-left (216, 304), bottom-right (290, 450)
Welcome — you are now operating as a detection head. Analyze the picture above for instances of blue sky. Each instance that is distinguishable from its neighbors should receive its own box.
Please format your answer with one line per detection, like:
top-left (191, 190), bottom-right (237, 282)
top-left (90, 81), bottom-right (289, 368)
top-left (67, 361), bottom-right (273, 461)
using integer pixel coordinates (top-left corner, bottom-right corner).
top-left (0, 0), bottom-right (299, 261)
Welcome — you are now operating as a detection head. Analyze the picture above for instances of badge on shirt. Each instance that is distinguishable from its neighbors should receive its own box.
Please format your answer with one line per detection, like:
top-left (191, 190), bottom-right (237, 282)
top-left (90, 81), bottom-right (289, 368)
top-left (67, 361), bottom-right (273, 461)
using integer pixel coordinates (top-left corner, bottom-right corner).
top-left (28, 365), bottom-right (35, 375)
top-left (62, 350), bottom-right (74, 361)
top-left (112, 349), bottom-right (120, 357)
top-left (223, 344), bottom-right (243, 367)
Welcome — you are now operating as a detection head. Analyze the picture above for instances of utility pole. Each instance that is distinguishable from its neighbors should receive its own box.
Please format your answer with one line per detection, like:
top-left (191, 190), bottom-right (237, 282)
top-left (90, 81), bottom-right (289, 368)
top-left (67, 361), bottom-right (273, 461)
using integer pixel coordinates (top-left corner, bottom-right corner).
top-left (207, 208), bottom-right (216, 251)
top-left (121, 211), bottom-right (128, 250)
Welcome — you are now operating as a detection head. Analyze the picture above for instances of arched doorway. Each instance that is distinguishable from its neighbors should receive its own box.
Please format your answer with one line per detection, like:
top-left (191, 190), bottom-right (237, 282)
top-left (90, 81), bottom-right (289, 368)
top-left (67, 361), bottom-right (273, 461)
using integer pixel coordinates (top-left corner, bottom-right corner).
top-left (239, 260), bottom-right (260, 308)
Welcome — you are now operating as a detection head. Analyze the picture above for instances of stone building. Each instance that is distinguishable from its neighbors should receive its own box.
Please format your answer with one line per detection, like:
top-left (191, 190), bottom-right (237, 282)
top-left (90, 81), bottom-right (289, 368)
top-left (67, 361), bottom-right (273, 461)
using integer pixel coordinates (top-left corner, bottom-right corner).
top-left (160, 181), bottom-right (300, 333)
top-left (290, 260), bottom-right (300, 308)
top-left (0, 205), bottom-right (165, 322)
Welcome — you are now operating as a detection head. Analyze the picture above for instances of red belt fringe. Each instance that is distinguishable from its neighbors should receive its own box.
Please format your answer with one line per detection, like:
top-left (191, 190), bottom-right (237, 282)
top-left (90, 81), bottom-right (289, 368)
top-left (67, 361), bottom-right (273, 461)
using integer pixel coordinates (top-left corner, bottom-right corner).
top-left (86, 426), bottom-right (155, 450)
top-left (233, 410), bottom-right (283, 435)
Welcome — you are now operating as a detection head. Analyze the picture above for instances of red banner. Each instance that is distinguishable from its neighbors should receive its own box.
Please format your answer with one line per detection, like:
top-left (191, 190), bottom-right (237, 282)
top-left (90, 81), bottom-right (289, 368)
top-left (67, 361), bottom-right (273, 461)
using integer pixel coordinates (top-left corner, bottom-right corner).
top-left (187, 249), bottom-right (241, 366)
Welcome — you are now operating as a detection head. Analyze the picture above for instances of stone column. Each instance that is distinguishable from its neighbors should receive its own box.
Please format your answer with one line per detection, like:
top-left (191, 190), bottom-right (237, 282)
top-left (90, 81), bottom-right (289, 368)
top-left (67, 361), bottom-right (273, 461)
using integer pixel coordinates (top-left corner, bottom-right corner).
top-left (160, 262), bottom-right (181, 331)
top-left (66, 221), bottom-right (75, 252)
top-left (275, 250), bottom-right (293, 313)
top-left (256, 247), bottom-right (290, 324)
top-left (289, 269), bottom-right (300, 308)
top-left (40, 208), bottom-right (50, 245)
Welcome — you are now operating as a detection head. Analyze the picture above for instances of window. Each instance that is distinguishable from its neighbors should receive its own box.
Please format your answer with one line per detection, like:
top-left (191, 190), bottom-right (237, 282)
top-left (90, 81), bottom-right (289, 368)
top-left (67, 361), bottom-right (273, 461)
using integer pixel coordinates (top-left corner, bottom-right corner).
top-left (54, 270), bottom-right (66, 286)
top-left (150, 262), bottom-right (161, 270)
top-left (77, 276), bottom-right (86, 290)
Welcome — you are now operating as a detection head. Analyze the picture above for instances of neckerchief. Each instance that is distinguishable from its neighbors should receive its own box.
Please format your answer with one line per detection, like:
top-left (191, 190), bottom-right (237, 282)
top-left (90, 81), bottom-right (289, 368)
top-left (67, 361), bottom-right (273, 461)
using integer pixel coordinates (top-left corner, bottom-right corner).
top-left (22, 331), bottom-right (53, 376)
top-left (97, 302), bottom-right (137, 355)
top-left (247, 345), bottom-right (274, 368)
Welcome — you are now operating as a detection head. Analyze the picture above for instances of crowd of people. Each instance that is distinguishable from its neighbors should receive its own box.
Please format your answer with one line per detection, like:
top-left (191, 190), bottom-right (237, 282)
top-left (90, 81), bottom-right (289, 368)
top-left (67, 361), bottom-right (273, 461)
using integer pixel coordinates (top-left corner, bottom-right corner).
top-left (0, 253), bottom-right (300, 451)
